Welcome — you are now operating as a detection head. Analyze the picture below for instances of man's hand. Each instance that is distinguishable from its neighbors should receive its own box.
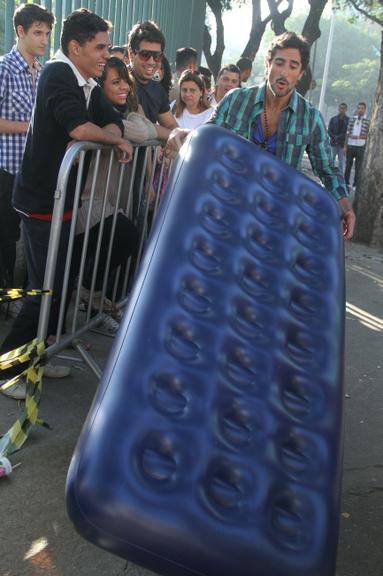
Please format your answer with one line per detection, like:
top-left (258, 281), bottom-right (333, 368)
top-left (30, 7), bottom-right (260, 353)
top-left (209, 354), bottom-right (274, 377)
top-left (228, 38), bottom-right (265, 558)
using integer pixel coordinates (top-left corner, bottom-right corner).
top-left (338, 197), bottom-right (356, 240)
top-left (114, 139), bottom-right (133, 163)
top-left (164, 128), bottom-right (190, 160)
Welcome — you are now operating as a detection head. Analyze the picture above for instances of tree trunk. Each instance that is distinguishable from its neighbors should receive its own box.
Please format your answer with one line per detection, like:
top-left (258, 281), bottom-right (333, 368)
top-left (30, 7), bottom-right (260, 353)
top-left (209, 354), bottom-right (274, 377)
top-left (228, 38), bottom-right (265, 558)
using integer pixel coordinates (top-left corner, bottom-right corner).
top-left (203, 0), bottom-right (226, 80)
top-left (297, 0), bottom-right (328, 95)
top-left (241, 0), bottom-right (271, 60)
top-left (301, 0), bottom-right (328, 44)
top-left (269, 0), bottom-right (294, 35)
top-left (353, 30), bottom-right (383, 248)
top-left (296, 65), bottom-right (313, 96)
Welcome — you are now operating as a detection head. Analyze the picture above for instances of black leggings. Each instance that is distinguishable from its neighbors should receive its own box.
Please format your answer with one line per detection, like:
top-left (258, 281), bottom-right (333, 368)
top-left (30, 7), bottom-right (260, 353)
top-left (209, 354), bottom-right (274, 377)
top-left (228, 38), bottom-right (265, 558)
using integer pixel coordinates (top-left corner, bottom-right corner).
top-left (79, 213), bottom-right (139, 292)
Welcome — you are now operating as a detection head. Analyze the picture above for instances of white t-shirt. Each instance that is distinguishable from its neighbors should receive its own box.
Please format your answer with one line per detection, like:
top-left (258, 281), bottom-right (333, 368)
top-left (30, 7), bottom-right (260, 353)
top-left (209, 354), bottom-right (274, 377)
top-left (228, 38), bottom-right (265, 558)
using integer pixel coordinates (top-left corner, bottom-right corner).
top-left (208, 92), bottom-right (218, 108)
top-left (175, 107), bottom-right (213, 129)
top-left (348, 116), bottom-right (366, 147)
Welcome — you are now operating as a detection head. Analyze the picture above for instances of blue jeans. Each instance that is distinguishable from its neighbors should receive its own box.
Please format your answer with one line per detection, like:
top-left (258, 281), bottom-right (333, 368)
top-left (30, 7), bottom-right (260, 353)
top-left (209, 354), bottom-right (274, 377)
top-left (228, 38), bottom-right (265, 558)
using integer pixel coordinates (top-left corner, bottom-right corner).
top-left (331, 145), bottom-right (345, 173)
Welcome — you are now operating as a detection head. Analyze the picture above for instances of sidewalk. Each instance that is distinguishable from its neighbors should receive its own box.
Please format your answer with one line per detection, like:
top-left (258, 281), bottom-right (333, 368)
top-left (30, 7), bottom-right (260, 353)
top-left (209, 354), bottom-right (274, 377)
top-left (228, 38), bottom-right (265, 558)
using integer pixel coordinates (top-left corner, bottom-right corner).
top-left (337, 241), bottom-right (383, 576)
top-left (1, 240), bottom-right (382, 576)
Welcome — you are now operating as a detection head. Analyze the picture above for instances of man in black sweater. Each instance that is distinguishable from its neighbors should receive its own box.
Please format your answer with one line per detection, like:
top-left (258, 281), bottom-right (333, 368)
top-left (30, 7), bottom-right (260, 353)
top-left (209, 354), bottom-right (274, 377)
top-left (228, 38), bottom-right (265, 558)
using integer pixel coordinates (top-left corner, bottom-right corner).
top-left (0, 9), bottom-right (132, 400)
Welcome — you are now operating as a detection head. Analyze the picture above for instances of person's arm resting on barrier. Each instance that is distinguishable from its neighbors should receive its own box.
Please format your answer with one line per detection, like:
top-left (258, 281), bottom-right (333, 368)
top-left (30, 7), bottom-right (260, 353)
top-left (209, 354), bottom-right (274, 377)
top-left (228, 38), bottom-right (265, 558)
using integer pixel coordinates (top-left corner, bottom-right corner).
top-left (306, 111), bottom-right (356, 240)
top-left (48, 64), bottom-right (132, 162)
top-left (122, 109), bottom-right (172, 143)
top-left (69, 122), bottom-right (133, 162)
top-left (157, 110), bottom-right (179, 141)
top-left (165, 127), bottom-right (190, 157)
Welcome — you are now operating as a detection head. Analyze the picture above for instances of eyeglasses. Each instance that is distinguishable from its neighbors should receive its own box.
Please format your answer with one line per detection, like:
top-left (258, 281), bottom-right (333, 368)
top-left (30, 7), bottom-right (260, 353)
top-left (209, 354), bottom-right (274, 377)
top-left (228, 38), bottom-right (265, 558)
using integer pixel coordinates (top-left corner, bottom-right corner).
top-left (134, 49), bottom-right (163, 63)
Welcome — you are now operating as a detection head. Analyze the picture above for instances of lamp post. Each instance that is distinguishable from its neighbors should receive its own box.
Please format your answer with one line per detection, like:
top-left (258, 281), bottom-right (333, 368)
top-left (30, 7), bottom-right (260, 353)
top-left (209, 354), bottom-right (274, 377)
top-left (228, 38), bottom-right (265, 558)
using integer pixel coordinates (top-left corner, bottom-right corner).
top-left (319, 8), bottom-right (336, 117)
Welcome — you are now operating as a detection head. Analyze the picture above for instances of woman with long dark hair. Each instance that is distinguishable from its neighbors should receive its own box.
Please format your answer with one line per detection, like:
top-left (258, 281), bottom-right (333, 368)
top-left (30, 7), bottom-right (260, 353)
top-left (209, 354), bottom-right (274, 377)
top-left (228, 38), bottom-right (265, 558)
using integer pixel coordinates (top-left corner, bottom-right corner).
top-left (100, 57), bottom-right (158, 141)
top-left (77, 58), bottom-right (166, 330)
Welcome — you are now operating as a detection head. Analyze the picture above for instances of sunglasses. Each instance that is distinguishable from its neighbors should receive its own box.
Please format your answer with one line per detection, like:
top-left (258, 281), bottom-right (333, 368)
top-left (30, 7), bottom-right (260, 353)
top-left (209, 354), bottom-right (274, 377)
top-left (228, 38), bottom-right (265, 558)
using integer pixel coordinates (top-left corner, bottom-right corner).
top-left (135, 49), bottom-right (163, 63)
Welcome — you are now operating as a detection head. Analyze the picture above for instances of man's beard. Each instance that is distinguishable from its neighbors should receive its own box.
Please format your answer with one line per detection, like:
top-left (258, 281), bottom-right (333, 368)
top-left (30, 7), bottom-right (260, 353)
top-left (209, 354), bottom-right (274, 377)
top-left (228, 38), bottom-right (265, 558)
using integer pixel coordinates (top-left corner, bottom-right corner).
top-left (269, 77), bottom-right (292, 98)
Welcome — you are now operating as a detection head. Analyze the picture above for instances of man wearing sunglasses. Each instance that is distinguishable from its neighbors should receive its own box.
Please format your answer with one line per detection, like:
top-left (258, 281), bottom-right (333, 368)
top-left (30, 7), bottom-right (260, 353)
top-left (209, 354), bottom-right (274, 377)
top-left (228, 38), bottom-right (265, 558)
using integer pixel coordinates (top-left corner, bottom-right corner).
top-left (127, 21), bottom-right (178, 135)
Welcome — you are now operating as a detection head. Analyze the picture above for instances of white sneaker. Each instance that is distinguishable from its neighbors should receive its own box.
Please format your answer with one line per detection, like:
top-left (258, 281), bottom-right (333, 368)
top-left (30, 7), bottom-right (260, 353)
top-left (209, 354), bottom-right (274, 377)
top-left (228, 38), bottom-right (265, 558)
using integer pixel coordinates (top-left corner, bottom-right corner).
top-left (44, 363), bottom-right (71, 378)
top-left (0, 378), bottom-right (27, 400)
top-left (100, 313), bottom-right (120, 335)
top-left (79, 287), bottom-right (121, 318)
top-left (1, 364), bottom-right (70, 400)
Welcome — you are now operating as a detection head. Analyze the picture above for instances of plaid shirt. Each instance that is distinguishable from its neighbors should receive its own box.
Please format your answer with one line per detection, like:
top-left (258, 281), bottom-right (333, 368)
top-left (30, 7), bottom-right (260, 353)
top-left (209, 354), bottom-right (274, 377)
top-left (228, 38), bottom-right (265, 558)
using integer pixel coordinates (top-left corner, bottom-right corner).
top-left (210, 83), bottom-right (347, 201)
top-left (0, 46), bottom-right (41, 175)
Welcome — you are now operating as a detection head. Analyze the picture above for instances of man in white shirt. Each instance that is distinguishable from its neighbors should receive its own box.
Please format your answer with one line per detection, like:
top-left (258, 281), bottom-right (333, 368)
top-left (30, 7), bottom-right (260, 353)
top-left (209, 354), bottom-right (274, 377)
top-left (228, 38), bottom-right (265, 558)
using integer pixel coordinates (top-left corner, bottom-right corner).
top-left (344, 102), bottom-right (369, 198)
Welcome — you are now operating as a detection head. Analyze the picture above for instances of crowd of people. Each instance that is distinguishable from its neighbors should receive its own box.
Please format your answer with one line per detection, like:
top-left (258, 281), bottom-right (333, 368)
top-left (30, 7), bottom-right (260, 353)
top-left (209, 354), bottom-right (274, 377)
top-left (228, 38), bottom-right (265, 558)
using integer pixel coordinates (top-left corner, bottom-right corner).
top-left (328, 101), bottom-right (370, 212)
top-left (0, 4), bottom-right (359, 400)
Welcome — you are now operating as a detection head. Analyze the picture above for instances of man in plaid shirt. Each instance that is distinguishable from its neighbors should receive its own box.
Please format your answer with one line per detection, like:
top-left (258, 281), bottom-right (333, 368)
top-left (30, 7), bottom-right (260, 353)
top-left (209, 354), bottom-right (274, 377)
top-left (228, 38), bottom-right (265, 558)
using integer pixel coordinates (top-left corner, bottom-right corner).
top-left (0, 3), bottom-right (54, 286)
top-left (166, 32), bottom-right (356, 240)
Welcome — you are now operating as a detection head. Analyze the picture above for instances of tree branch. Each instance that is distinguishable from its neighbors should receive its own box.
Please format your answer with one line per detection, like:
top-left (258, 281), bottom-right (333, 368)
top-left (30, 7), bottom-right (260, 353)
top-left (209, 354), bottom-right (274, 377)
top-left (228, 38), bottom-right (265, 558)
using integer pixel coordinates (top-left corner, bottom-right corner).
top-left (268, 0), bottom-right (294, 34)
top-left (347, 0), bottom-right (383, 27)
top-left (301, 0), bottom-right (328, 45)
top-left (297, 0), bottom-right (328, 95)
top-left (203, 0), bottom-right (227, 79)
top-left (241, 0), bottom-right (272, 59)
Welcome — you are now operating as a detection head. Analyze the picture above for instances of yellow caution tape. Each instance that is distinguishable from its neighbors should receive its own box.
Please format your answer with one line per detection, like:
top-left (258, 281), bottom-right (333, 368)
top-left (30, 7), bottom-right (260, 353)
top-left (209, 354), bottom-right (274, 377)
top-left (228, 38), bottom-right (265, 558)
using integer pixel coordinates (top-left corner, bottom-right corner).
top-left (0, 287), bottom-right (54, 457)
top-left (0, 339), bottom-right (49, 457)
top-left (0, 288), bottom-right (52, 303)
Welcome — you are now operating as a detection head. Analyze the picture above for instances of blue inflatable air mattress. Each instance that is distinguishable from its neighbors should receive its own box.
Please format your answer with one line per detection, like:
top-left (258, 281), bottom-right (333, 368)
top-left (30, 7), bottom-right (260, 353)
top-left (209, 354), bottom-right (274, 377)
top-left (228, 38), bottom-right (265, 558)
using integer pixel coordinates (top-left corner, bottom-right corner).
top-left (66, 124), bottom-right (345, 576)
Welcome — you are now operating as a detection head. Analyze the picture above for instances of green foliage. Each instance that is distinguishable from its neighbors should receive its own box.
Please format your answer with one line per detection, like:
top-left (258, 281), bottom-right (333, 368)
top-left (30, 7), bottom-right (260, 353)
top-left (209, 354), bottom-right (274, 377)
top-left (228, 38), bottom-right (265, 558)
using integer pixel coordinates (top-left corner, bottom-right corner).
top-left (312, 13), bottom-right (380, 112)
top-left (331, 59), bottom-right (379, 107)
top-left (336, 1), bottom-right (383, 26)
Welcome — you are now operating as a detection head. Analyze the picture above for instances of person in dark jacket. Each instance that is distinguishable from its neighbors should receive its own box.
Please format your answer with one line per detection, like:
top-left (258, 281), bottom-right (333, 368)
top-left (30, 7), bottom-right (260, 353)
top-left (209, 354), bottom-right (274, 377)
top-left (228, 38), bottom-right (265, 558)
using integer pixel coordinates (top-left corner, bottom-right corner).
top-left (328, 102), bottom-right (349, 173)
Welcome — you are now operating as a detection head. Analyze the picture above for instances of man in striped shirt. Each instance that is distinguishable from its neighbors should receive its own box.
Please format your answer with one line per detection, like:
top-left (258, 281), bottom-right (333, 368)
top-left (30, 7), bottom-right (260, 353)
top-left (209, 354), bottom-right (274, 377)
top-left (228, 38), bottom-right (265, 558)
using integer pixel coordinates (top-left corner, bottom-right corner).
top-left (166, 32), bottom-right (355, 240)
top-left (0, 3), bottom-right (54, 286)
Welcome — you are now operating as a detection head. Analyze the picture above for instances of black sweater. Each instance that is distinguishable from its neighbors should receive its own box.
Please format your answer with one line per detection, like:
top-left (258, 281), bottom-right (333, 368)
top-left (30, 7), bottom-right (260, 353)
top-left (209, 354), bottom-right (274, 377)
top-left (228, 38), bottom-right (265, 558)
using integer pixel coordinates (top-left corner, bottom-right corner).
top-left (13, 61), bottom-right (123, 214)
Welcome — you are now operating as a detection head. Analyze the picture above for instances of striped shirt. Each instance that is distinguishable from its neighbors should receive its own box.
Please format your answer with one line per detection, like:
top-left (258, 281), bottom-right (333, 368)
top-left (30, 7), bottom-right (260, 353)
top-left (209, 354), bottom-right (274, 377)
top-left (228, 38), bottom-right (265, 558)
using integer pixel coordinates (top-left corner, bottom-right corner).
top-left (346, 115), bottom-right (369, 147)
top-left (0, 46), bottom-right (41, 175)
top-left (210, 83), bottom-right (348, 201)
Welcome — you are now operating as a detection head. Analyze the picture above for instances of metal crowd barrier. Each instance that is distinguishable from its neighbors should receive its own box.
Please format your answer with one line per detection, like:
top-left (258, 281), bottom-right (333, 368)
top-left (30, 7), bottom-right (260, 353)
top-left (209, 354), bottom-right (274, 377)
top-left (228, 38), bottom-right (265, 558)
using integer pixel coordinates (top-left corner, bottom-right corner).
top-left (37, 139), bottom-right (170, 377)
